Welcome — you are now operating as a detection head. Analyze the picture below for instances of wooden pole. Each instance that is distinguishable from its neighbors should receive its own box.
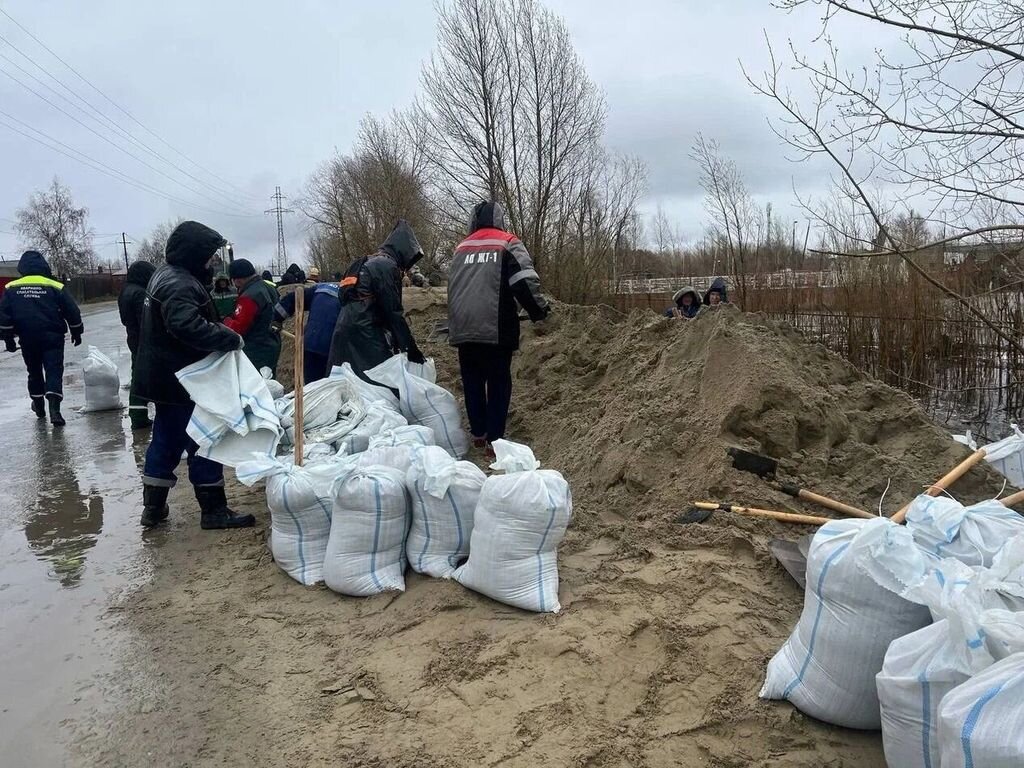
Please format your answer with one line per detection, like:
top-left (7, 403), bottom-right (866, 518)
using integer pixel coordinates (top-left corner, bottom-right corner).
top-left (1000, 489), bottom-right (1024, 508)
top-left (694, 502), bottom-right (831, 526)
top-left (293, 288), bottom-right (305, 467)
top-left (890, 449), bottom-right (988, 524)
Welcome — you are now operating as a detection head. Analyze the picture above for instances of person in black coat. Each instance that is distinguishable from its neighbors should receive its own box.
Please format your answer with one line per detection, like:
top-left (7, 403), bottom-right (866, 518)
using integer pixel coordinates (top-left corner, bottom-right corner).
top-left (0, 250), bottom-right (83, 426)
top-left (327, 220), bottom-right (426, 377)
top-left (133, 221), bottom-right (254, 531)
top-left (118, 260), bottom-right (157, 429)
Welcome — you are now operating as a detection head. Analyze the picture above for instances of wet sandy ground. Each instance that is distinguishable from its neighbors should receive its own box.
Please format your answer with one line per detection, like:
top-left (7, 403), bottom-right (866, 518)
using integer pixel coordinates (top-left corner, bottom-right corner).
top-left (0, 303), bottom-right (155, 766)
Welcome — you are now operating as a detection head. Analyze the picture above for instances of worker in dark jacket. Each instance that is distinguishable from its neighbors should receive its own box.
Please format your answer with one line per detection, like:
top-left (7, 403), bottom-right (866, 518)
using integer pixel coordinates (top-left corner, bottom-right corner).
top-left (275, 279), bottom-right (341, 383)
top-left (223, 258), bottom-right (282, 375)
top-left (133, 221), bottom-right (253, 531)
top-left (118, 260), bottom-right (157, 429)
top-left (327, 220), bottom-right (427, 376)
top-left (664, 285), bottom-right (700, 319)
top-left (210, 273), bottom-right (237, 319)
top-left (261, 270), bottom-right (276, 287)
top-left (703, 277), bottom-right (729, 306)
top-left (0, 250), bottom-right (83, 426)
top-left (448, 201), bottom-right (549, 451)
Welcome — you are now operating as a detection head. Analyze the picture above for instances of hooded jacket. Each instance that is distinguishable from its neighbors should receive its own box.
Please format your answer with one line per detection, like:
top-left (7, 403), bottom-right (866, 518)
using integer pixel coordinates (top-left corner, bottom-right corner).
top-left (0, 251), bottom-right (83, 349)
top-left (447, 201), bottom-right (549, 349)
top-left (327, 220), bottom-right (424, 375)
top-left (703, 277), bottom-right (729, 306)
top-left (118, 260), bottom-right (157, 354)
top-left (133, 221), bottom-right (242, 405)
top-left (665, 285), bottom-right (700, 319)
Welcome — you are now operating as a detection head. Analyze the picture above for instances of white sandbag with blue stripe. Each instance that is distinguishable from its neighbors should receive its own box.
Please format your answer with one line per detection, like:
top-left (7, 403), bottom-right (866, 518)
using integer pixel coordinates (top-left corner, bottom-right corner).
top-left (759, 517), bottom-right (932, 729)
top-left (406, 445), bottom-right (486, 578)
top-left (369, 425), bottom-right (436, 450)
top-left (324, 464), bottom-right (409, 596)
top-left (876, 539), bottom-right (1024, 768)
top-left (938, 628), bottom-right (1024, 768)
top-left (906, 495), bottom-right (1024, 568)
top-left (452, 441), bottom-right (572, 613)
top-left (236, 454), bottom-right (346, 586)
top-left (366, 354), bottom-right (469, 459)
top-left (335, 403), bottom-right (408, 456)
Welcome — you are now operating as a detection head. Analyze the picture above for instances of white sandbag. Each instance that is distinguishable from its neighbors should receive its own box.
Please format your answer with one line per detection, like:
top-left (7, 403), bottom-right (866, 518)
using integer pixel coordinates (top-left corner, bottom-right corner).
top-left (877, 552), bottom-right (1024, 768)
top-left (759, 518), bottom-right (933, 729)
top-left (330, 362), bottom-right (401, 411)
top-left (323, 464), bottom-right (409, 596)
top-left (260, 367), bottom-right (285, 400)
top-left (336, 404), bottom-right (408, 456)
top-left (277, 376), bottom-right (355, 444)
top-left (981, 425), bottom-right (1024, 488)
top-left (305, 400), bottom-right (366, 447)
top-left (236, 456), bottom-right (343, 586)
top-left (907, 495), bottom-right (1024, 567)
top-left (368, 425), bottom-right (436, 449)
top-left (452, 441), bottom-right (571, 612)
top-left (355, 445), bottom-right (417, 476)
top-left (938, 646), bottom-right (1024, 768)
top-left (406, 445), bottom-right (486, 578)
top-left (366, 354), bottom-right (469, 459)
top-left (80, 346), bottom-right (122, 412)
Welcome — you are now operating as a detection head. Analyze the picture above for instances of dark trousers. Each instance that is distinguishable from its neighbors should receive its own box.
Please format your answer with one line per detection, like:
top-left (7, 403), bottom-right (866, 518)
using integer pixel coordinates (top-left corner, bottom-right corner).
top-left (22, 345), bottom-right (65, 400)
top-left (304, 350), bottom-right (329, 384)
top-left (128, 351), bottom-right (151, 425)
top-left (143, 402), bottom-right (223, 488)
top-left (458, 345), bottom-right (514, 442)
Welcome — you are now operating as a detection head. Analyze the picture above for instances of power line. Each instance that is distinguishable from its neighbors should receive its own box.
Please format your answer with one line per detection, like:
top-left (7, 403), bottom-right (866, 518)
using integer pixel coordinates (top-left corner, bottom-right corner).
top-left (0, 37), bottom-right (259, 211)
top-left (0, 65), bottom-right (258, 216)
top-left (265, 186), bottom-right (294, 275)
top-left (0, 6), bottom-right (260, 204)
top-left (0, 108), bottom-right (260, 217)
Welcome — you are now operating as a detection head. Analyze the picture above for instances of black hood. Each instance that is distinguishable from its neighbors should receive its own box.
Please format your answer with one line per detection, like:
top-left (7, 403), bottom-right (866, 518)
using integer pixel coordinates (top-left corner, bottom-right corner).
top-left (703, 277), bottom-right (728, 305)
top-left (164, 221), bottom-right (226, 278)
top-left (18, 250), bottom-right (52, 278)
top-left (379, 220), bottom-right (423, 271)
top-left (126, 260), bottom-right (157, 287)
top-left (469, 201), bottom-right (507, 233)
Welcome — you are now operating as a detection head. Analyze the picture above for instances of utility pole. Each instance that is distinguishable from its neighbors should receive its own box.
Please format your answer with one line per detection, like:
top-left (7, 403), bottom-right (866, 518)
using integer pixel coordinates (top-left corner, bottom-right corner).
top-left (122, 232), bottom-right (130, 272)
top-left (265, 186), bottom-right (294, 276)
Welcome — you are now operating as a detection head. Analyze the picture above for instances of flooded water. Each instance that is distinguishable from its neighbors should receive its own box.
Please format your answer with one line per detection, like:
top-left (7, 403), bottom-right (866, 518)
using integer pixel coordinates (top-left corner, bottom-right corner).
top-left (0, 304), bottom-right (154, 766)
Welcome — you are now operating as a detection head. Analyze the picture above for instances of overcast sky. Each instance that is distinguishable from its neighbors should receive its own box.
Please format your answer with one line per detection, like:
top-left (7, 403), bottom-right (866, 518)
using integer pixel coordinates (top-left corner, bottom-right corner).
top-left (0, 0), bottom-right (888, 269)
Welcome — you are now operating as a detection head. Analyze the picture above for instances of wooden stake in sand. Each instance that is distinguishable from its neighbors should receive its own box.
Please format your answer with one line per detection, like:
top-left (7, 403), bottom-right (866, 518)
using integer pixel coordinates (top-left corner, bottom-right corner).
top-left (890, 448), bottom-right (988, 524)
top-left (293, 287), bottom-right (305, 467)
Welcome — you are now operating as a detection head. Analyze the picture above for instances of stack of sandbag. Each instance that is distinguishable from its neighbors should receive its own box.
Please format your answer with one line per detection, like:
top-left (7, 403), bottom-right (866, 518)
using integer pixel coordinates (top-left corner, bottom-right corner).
top-left (351, 426), bottom-right (438, 476)
top-left (453, 441), bottom-right (572, 612)
top-left (323, 464), bottom-right (409, 596)
top-left (759, 518), bottom-right (933, 729)
top-left (906, 495), bottom-right (1024, 566)
top-left (331, 361), bottom-right (400, 411)
top-left (876, 536), bottom-right (1024, 767)
top-left (406, 445), bottom-right (487, 578)
top-left (236, 455), bottom-right (341, 586)
top-left (370, 425), bottom-right (436, 449)
top-left (367, 354), bottom-right (469, 458)
top-left (277, 376), bottom-right (355, 445)
top-left (938, 644), bottom-right (1024, 768)
top-left (80, 346), bottom-right (122, 412)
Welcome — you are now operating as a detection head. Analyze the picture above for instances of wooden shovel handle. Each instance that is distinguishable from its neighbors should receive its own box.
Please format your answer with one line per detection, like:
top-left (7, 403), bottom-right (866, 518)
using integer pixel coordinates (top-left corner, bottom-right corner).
top-left (293, 288), bottom-right (305, 467)
top-left (694, 502), bottom-right (831, 526)
top-left (1001, 489), bottom-right (1024, 508)
top-left (890, 449), bottom-right (987, 524)
top-left (780, 484), bottom-right (874, 519)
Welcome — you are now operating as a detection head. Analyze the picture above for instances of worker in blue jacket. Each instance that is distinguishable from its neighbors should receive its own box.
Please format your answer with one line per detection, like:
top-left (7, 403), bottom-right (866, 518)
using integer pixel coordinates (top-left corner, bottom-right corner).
top-left (0, 250), bottom-right (83, 426)
top-left (274, 280), bottom-right (342, 383)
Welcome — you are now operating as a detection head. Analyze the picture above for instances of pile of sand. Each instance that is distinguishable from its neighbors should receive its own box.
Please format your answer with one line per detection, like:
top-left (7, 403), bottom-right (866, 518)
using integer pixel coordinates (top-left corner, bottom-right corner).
top-left (87, 290), bottom-right (1009, 767)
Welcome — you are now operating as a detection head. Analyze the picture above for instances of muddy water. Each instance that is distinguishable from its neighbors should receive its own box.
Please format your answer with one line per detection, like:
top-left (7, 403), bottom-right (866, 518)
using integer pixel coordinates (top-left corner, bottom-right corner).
top-left (0, 304), bottom-right (154, 766)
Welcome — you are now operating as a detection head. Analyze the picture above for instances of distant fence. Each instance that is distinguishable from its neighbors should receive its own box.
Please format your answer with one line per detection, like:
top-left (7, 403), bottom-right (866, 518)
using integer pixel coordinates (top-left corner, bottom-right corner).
top-left (612, 270), bottom-right (840, 296)
top-left (65, 273), bottom-right (125, 303)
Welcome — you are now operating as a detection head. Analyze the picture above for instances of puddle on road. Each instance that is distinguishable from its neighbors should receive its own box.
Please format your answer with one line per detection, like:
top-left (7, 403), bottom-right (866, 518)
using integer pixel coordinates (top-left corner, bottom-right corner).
top-left (0, 310), bottom-right (158, 766)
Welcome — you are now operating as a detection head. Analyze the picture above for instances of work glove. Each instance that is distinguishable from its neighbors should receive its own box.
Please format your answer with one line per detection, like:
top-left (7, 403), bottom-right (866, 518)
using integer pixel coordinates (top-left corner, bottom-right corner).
top-left (406, 346), bottom-right (426, 365)
top-left (533, 311), bottom-right (558, 336)
top-left (70, 332), bottom-right (82, 347)
top-left (4, 338), bottom-right (17, 353)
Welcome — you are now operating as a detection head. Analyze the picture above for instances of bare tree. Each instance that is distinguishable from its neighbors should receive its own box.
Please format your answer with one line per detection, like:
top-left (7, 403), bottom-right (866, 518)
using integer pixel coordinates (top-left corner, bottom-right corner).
top-left (134, 219), bottom-right (183, 264)
top-left (14, 178), bottom-right (95, 277)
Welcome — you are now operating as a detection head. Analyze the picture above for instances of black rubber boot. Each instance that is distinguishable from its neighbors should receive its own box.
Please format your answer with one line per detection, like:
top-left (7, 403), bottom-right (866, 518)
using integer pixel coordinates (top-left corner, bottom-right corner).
top-left (129, 411), bottom-right (153, 430)
top-left (31, 397), bottom-right (46, 419)
top-left (195, 486), bottom-right (255, 530)
top-left (47, 395), bottom-right (65, 427)
top-left (141, 485), bottom-right (171, 528)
